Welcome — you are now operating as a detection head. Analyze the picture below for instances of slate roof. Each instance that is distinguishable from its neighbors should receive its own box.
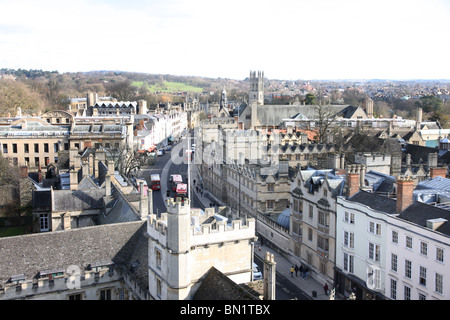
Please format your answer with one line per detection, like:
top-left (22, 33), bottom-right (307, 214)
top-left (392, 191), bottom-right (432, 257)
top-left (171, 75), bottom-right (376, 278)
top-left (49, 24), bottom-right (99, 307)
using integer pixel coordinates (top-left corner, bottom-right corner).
top-left (403, 144), bottom-right (440, 164)
top-left (242, 104), bottom-right (351, 126)
top-left (95, 189), bottom-right (141, 225)
top-left (397, 202), bottom-right (450, 236)
top-left (193, 267), bottom-right (259, 300)
top-left (348, 190), bottom-right (397, 214)
top-left (52, 189), bottom-right (105, 212)
top-left (365, 171), bottom-right (396, 195)
top-left (0, 221), bottom-right (146, 283)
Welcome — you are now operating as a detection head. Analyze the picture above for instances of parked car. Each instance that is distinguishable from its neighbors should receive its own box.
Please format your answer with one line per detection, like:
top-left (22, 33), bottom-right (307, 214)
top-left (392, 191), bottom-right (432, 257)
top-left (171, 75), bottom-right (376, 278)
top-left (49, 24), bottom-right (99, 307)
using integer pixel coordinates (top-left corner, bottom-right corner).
top-left (253, 263), bottom-right (263, 280)
top-left (165, 146), bottom-right (172, 151)
top-left (157, 150), bottom-right (163, 156)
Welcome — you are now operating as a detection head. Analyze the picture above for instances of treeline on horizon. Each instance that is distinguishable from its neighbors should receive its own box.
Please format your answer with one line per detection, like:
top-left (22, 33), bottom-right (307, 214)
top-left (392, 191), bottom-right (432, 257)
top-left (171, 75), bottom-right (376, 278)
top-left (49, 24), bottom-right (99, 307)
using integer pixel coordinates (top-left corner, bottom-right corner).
top-left (0, 68), bottom-right (449, 127)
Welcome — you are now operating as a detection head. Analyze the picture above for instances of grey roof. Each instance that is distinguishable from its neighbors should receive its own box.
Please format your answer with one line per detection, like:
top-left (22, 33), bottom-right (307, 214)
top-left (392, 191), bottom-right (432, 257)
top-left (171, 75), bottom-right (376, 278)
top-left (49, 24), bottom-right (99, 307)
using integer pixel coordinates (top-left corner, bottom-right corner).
top-left (0, 221), bottom-right (146, 283)
top-left (32, 190), bottom-right (51, 209)
top-left (0, 120), bottom-right (70, 136)
top-left (193, 267), bottom-right (258, 300)
top-left (365, 171), bottom-right (396, 195)
top-left (397, 202), bottom-right (450, 236)
top-left (349, 190), bottom-right (397, 214)
top-left (416, 176), bottom-right (450, 192)
top-left (52, 189), bottom-right (105, 212)
top-left (243, 104), bottom-right (351, 126)
top-left (96, 190), bottom-right (140, 225)
top-left (334, 105), bottom-right (360, 118)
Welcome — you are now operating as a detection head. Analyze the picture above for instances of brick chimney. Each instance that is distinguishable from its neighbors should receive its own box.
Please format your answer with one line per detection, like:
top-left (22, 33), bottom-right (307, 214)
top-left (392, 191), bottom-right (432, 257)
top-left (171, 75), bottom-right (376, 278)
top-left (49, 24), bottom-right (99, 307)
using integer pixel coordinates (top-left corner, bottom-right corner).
top-left (38, 165), bottom-right (43, 183)
top-left (430, 167), bottom-right (447, 178)
top-left (396, 176), bottom-right (415, 213)
top-left (346, 165), bottom-right (360, 198)
top-left (19, 166), bottom-right (28, 179)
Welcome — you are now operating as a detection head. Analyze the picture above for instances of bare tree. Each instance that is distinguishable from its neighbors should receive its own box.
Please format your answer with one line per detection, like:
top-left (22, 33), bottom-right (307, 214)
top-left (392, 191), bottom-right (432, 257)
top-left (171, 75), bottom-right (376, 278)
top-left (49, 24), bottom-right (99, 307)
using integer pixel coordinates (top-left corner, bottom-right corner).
top-left (105, 143), bottom-right (141, 177)
top-left (107, 80), bottom-right (137, 101)
top-left (313, 104), bottom-right (339, 144)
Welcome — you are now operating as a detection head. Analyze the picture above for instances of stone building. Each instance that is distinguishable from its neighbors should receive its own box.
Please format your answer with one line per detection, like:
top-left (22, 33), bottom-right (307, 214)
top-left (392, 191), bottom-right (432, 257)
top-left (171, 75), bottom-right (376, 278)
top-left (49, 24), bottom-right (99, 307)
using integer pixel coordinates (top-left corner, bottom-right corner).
top-left (0, 118), bottom-right (71, 169)
top-left (147, 198), bottom-right (257, 300)
top-left (0, 220), bottom-right (149, 300)
top-left (289, 167), bottom-right (346, 289)
top-left (31, 148), bottom-right (148, 233)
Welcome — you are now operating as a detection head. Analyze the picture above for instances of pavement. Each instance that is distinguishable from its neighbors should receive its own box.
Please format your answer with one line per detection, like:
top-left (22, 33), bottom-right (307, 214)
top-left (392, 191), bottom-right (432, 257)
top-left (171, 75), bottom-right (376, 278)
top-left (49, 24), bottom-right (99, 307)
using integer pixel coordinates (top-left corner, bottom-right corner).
top-left (188, 161), bottom-right (337, 301)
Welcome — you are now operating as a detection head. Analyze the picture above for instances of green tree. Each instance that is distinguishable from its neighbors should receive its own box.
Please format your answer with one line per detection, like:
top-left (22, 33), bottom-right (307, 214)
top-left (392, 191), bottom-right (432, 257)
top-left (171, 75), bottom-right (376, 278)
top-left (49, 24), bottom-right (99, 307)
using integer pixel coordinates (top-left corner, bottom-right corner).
top-left (415, 95), bottom-right (442, 113)
top-left (305, 93), bottom-right (316, 105)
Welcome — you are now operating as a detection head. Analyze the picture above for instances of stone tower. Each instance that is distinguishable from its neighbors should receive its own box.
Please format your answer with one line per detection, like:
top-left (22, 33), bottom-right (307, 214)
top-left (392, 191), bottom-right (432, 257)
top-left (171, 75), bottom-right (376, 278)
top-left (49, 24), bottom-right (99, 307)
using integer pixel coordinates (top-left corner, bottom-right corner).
top-left (249, 70), bottom-right (264, 105)
top-left (220, 86), bottom-right (228, 109)
top-left (147, 199), bottom-right (257, 300)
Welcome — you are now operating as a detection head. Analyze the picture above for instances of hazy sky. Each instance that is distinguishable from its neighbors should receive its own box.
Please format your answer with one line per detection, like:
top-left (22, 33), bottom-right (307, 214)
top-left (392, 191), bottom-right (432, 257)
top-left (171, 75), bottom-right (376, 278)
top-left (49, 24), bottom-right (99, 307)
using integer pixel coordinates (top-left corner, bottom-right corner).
top-left (0, 0), bottom-right (449, 80)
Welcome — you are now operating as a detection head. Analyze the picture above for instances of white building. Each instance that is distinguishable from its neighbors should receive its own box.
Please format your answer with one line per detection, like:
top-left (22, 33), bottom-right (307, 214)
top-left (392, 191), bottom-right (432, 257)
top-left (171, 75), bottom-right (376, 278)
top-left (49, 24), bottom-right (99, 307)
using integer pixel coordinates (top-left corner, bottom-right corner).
top-left (335, 190), bottom-right (395, 300)
top-left (386, 204), bottom-right (450, 300)
top-left (336, 173), bottom-right (450, 300)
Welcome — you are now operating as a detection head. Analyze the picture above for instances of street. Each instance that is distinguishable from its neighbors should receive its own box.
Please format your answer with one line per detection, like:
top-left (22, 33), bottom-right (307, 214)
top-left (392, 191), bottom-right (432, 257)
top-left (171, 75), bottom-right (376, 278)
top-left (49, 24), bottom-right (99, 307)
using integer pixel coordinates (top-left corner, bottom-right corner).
top-left (254, 255), bottom-right (311, 300)
top-left (137, 136), bottom-right (202, 215)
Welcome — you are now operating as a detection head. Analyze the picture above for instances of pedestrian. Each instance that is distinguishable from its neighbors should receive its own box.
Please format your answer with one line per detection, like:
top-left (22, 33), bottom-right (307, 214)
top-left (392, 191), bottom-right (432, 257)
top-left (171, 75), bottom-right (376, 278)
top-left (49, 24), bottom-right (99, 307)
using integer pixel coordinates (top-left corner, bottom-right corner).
top-left (324, 283), bottom-right (329, 295)
top-left (294, 265), bottom-right (299, 277)
top-left (299, 265), bottom-right (304, 279)
top-left (304, 266), bottom-right (309, 279)
top-left (290, 266), bottom-right (294, 277)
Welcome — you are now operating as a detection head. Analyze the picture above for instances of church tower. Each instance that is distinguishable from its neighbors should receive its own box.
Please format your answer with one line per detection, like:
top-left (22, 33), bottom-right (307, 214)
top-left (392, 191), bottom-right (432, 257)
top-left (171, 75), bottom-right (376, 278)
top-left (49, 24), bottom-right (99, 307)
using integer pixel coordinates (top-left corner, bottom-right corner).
top-left (220, 86), bottom-right (228, 109)
top-left (249, 70), bottom-right (264, 105)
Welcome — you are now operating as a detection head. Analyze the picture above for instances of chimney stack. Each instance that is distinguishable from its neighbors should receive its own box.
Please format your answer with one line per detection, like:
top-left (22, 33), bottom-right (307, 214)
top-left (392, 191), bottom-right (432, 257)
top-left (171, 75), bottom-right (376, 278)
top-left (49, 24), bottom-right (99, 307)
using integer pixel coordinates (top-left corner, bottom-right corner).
top-left (427, 153), bottom-right (438, 168)
top-left (70, 168), bottom-right (78, 190)
top-left (148, 188), bottom-right (153, 216)
top-left (346, 165), bottom-right (360, 198)
top-left (105, 174), bottom-right (111, 197)
top-left (430, 167), bottom-right (447, 178)
top-left (139, 181), bottom-right (148, 220)
top-left (19, 166), bottom-right (28, 179)
top-left (360, 164), bottom-right (366, 187)
top-left (396, 176), bottom-right (415, 213)
top-left (340, 153), bottom-right (345, 170)
top-left (82, 161), bottom-right (89, 177)
top-left (263, 252), bottom-right (276, 300)
top-left (416, 108), bottom-right (423, 131)
top-left (38, 166), bottom-right (43, 183)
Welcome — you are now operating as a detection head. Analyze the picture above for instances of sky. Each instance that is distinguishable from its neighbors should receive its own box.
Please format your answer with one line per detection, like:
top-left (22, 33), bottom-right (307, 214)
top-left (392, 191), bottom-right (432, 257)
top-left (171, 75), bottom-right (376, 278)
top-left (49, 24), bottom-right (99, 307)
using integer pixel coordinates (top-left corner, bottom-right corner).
top-left (0, 0), bottom-right (449, 81)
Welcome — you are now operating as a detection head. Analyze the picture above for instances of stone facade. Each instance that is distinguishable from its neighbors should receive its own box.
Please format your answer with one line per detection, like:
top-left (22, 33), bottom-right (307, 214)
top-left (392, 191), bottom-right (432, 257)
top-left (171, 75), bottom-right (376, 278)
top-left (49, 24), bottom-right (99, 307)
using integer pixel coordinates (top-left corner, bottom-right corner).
top-left (147, 198), bottom-right (257, 300)
top-left (289, 168), bottom-right (345, 288)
